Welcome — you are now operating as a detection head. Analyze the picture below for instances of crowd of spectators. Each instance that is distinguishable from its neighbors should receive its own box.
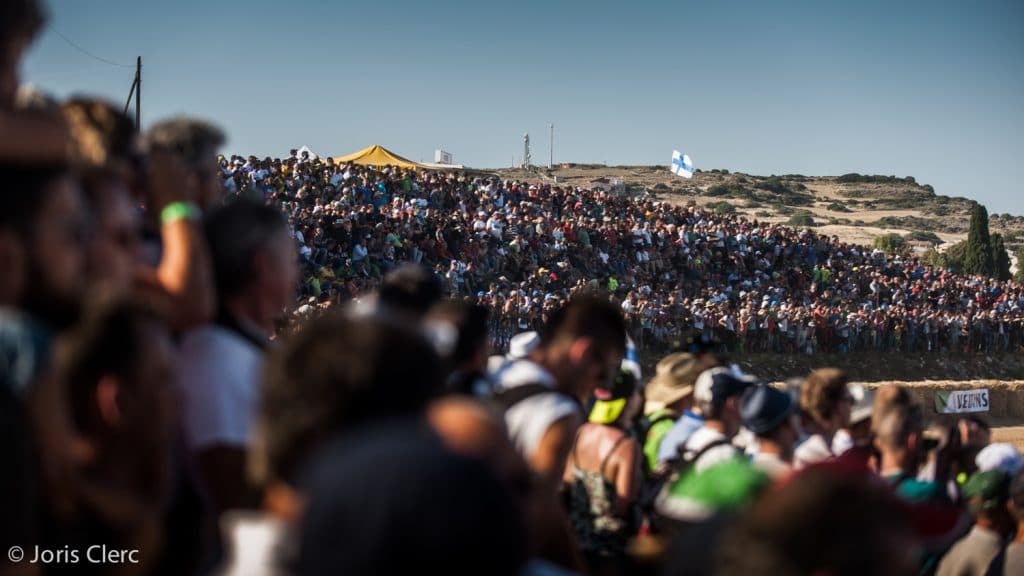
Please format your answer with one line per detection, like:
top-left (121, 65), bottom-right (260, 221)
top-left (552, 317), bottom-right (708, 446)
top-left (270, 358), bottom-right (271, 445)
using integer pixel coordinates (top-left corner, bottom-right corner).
top-left (219, 151), bottom-right (1024, 357)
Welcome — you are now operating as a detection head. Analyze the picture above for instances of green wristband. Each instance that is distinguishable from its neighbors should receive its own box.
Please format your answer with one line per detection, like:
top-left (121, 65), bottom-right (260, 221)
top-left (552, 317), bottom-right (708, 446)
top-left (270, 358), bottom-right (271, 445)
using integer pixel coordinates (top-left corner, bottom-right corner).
top-left (161, 201), bottom-right (201, 225)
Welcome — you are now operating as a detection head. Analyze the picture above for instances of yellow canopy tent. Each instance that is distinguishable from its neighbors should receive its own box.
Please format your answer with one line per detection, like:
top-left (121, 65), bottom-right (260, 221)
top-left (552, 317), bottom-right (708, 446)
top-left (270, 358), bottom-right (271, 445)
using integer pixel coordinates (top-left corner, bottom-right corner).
top-left (333, 145), bottom-right (425, 169)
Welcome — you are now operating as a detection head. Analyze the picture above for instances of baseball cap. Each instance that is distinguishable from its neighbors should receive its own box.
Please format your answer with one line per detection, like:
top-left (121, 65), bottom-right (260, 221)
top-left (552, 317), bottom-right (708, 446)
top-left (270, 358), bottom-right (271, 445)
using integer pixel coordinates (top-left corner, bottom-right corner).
top-left (656, 458), bottom-right (768, 522)
top-left (963, 470), bottom-right (1012, 512)
top-left (694, 367), bottom-right (756, 408)
top-left (507, 331), bottom-right (539, 360)
top-left (740, 384), bottom-right (796, 435)
top-left (975, 443), bottom-right (1024, 477)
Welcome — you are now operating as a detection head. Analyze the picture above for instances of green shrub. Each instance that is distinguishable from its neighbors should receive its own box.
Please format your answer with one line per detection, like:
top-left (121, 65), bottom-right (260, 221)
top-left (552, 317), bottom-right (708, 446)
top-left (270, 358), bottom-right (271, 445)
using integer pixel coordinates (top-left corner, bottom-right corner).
top-left (836, 173), bottom-right (913, 185)
top-left (754, 211), bottom-right (773, 218)
top-left (711, 201), bottom-right (736, 214)
top-left (761, 177), bottom-right (791, 194)
top-left (923, 241), bottom-right (966, 272)
top-left (904, 231), bottom-right (942, 245)
top-left (872, 233), bottom-right (906, 254)
top-left (787, 211), bottom-right (816, 227)
top-left (827, 202), bottom-right (852, 213)
top-left (926, 204), bottom-right (953, 216)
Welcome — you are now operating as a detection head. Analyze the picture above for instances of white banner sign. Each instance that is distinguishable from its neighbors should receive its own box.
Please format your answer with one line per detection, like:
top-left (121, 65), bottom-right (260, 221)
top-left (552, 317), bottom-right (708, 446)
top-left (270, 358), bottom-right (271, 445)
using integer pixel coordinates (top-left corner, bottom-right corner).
top-left (935, 389), bottom-right (990, 414)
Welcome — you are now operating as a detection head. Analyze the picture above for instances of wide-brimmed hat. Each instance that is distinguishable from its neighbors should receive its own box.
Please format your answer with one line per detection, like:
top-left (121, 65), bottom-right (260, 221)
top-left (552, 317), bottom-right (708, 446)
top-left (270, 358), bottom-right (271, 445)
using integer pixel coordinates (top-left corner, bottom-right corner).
top-left (644, 353), bottom-right (710, 413)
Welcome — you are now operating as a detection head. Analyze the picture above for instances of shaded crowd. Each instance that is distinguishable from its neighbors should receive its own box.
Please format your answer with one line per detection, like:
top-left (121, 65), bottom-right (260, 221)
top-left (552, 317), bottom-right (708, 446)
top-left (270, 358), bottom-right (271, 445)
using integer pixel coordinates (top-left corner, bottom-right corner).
top-left (218, 151), bottom-right (1024, 357)
top-left (4, 3), bottom-right (1024, 576)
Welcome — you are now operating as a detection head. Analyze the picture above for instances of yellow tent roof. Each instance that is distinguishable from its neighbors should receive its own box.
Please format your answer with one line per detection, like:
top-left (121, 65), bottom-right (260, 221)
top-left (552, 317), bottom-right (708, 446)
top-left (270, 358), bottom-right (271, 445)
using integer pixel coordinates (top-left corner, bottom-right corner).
top-left (333, 145), bottom-right (424, 169)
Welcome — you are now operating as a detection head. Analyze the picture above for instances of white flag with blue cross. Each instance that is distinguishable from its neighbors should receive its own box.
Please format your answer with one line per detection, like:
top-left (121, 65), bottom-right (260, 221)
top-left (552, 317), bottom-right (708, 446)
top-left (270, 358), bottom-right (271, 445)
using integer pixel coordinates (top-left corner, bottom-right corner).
top-left (671, 150), bottom-right (694, 179)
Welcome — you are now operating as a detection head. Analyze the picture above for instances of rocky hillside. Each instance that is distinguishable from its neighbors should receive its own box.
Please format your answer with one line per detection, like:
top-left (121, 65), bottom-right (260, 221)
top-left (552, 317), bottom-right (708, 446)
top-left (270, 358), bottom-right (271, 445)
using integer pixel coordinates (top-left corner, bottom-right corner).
top-left (492, 165), bottom-right (1024, 253)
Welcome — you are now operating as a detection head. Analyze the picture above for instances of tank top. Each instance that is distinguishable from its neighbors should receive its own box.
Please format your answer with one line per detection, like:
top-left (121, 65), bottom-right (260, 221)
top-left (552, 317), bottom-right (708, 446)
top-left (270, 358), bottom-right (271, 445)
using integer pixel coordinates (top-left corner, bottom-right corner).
top-left (566, 429), bottom-right (633, 557)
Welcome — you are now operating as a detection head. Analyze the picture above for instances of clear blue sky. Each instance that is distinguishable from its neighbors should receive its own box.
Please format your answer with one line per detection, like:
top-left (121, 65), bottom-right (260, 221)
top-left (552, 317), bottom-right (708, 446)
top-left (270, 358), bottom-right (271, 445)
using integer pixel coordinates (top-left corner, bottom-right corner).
top-left (22, 0), bottom-right (1024, 214)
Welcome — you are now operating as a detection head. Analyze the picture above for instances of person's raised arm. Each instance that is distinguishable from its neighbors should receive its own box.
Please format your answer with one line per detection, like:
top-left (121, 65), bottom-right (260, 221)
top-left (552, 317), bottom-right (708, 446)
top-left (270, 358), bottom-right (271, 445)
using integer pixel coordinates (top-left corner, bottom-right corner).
top-left (138, 152), bottom-right (215, 331)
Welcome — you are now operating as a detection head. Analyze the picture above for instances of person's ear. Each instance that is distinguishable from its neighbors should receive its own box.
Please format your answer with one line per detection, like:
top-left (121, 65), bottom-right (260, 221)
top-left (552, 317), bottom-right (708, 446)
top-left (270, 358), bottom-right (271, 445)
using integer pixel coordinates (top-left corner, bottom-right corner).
top-left (906, 432), bottom-right (918, 453)
top-left (95, 376), bottom-right (123, 428)
top-left (567, 337), bottom-right (594, 367)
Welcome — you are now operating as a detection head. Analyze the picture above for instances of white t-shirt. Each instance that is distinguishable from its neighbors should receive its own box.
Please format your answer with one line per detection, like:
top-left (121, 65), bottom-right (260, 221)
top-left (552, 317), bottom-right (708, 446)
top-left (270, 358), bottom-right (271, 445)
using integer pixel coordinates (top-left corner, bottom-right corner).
top-left (491, 360), bottom-right (579, 461)
top-left (794, 433), bottom-right (833, 469)
top-left (681, 426), bottom-right (740, 473)
top-left (177, 325), bottom-right (264, 450)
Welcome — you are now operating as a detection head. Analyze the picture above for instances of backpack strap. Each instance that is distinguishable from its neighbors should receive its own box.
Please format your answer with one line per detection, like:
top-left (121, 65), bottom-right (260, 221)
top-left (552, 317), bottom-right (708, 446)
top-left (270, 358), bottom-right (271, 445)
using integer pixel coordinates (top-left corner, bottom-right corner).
top-left (677, 437), bottom-right (733, 468)
top-left (643, 412), bottom-right (676, 439)
top-left (569, 425), bottom-right (585, 470)
top-left (491, 382), bottom-right (561, 412)
top-left (600, 433), bottom-right (632, 478)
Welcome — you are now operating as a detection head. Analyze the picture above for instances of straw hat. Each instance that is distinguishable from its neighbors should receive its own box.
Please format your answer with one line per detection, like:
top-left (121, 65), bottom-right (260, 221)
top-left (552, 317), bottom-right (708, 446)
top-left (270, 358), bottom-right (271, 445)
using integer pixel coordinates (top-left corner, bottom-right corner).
top-left (644, 352), bottom-right (711, 413)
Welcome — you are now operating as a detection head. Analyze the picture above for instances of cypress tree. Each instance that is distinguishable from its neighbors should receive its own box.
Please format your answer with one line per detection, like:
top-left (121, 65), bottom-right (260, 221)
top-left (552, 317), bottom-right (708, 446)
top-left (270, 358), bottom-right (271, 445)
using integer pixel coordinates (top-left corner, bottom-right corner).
top-left (991, 233), bottom-right (1011, 281)
top-left (963, 203), bottom-right (994, 276)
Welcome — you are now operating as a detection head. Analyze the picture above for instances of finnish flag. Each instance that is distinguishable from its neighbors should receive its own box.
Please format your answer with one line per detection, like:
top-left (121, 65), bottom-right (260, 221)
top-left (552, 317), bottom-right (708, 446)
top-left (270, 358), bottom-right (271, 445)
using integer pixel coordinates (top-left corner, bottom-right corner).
top-left (671, 150), bottom-right (694, 179)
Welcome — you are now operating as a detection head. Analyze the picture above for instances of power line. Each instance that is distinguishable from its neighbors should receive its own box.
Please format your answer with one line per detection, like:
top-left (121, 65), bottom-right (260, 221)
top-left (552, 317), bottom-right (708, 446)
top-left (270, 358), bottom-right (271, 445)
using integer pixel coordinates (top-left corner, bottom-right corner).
top-left (51, 28), bottom-right (133, 68)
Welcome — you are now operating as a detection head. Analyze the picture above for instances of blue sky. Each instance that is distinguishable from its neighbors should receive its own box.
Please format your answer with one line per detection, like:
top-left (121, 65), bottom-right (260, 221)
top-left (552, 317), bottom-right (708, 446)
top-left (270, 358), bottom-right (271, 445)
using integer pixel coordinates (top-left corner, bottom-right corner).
top-left (22, 0), bottom-right (1024, 213)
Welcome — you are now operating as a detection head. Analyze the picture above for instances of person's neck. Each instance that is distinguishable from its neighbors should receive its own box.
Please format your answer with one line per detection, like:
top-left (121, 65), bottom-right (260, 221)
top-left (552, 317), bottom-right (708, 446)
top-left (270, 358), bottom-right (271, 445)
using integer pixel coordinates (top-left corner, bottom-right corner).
top-left (704, 419), bottom-right (728, 435)
top-left (223, 296), bottom-right (273, 339)
top-left (976, 517), bottom-right (1013, 540)
top-left (807, 420), bottom-right (835, 445)
top-left (878, 450), bottom-right (912, 478)
top-left (1015, 522), bottom-right (1024, 544)
top-left (758, 438), bottom-right (788, 459)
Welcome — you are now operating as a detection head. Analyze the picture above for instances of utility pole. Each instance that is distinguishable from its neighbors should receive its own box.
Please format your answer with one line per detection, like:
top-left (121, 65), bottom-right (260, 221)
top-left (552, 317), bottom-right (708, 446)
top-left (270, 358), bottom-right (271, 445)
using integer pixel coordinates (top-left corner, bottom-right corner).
top-left (123, 57), bottom-right (142, 132)
top-left (549, 122), bottom-right (554, 168)
top-left (135, 56), bottom-right (141, 130)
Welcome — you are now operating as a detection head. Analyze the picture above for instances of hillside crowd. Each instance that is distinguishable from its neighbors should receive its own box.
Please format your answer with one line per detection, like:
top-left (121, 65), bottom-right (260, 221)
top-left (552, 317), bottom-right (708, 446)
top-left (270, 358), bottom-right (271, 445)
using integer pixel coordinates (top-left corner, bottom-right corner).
top-left (5, 2), bottom-right (1024, 576)
top-left (223, 151), bottom-right (1024, 356)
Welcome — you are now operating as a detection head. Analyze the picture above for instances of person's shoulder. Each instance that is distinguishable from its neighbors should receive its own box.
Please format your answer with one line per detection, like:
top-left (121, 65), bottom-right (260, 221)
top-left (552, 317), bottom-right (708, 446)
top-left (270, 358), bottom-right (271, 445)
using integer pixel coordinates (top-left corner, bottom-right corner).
top-left (180, 325), bottom-right (260, 362)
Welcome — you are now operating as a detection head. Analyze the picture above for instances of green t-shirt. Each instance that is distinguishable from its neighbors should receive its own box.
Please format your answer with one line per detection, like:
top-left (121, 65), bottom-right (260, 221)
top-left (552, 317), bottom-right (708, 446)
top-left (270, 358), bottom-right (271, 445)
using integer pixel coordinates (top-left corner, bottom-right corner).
top-left (643, 409), bottom-right (677, 472)
top-left (307, 276), bottom-right (322, 298)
